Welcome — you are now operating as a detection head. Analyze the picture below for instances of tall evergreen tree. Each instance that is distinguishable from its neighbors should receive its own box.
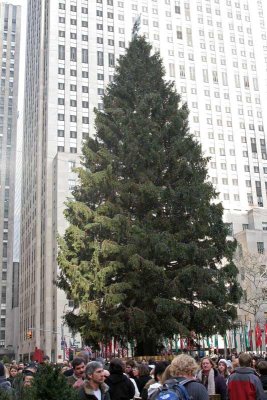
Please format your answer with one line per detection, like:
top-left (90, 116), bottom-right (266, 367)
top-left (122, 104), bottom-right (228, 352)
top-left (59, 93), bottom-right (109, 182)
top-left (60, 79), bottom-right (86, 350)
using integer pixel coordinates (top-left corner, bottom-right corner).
top-left (58, 36), bottom-right (241, 355)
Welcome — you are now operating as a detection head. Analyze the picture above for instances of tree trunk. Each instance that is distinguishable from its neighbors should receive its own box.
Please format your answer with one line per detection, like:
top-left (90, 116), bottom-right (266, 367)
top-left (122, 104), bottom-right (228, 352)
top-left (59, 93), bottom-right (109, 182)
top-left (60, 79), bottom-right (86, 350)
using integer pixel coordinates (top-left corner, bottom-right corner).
top-left (135, 338), bottom-right (157, 356)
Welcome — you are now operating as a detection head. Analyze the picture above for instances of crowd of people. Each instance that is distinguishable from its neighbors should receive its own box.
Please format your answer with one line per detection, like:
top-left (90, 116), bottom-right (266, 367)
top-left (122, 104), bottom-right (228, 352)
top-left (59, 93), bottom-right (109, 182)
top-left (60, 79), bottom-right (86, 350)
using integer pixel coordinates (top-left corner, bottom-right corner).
top-left (1, 352), bottom-right (267, 399)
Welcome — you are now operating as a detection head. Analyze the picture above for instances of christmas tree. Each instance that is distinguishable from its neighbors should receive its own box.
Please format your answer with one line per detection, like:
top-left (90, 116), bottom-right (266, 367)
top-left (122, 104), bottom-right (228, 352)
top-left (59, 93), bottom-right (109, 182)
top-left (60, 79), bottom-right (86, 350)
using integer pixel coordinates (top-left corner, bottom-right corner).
top-left (58, 36), bottom-right (241, 355)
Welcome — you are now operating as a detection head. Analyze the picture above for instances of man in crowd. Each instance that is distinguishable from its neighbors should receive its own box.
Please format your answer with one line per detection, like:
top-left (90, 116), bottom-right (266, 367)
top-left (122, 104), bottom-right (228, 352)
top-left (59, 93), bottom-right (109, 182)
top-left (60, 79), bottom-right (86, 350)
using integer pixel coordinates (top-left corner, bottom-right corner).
top-left (67, 357), bottom-right (86, 387)
top-left (78, 361), bottom-right (110, 400)
top-left (228, 352), bottom-right (267, 400)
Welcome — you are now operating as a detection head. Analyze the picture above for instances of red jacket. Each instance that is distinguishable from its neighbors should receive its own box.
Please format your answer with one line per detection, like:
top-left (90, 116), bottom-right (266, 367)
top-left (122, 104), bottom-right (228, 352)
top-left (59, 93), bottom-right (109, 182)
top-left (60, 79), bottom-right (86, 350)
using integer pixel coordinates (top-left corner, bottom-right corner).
top-left (228, 367), bottom-right (267, 400)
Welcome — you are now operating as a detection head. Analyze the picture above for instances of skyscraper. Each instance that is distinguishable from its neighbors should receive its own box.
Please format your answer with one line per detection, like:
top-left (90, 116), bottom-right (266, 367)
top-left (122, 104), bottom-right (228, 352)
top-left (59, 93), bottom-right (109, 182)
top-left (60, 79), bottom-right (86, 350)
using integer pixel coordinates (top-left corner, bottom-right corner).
top-left (19, 0), bottom-right (267, 360)
top-left (0, 1), bottom-right (21, 356)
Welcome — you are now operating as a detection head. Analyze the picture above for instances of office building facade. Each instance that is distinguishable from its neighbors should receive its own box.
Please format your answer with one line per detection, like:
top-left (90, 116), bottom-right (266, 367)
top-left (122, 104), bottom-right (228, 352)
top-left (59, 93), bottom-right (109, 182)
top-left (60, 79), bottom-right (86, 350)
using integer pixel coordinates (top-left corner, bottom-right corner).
top-left (0, 1), bottom-right (21, 355)
top-left (20, 0), bottom-right (267, 359)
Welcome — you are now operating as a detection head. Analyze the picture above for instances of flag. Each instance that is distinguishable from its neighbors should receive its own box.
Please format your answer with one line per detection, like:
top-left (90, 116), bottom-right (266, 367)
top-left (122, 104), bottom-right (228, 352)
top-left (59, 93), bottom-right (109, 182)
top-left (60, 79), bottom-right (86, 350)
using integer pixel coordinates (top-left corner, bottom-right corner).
top-left (249, 329), bottom-right (253, 350)
top-left (255, 324), bottom-right (262, 348)
top-left (265, 324), bottom-right (267, 344)
top-left (224, 334), bottom-right (228, 349)
top-left (244, 325), bottom-right (249, 349)
top-left (233, 328), bottom-right (238, 349)
top-left (214, 334), bottom-right (218, 349)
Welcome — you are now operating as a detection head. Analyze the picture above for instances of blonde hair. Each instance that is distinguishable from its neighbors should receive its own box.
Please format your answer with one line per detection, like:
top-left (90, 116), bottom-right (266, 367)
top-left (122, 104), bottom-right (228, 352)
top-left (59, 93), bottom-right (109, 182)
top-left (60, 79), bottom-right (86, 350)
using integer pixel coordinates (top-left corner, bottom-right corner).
top-left (169, 354), bottom-right (198, 377)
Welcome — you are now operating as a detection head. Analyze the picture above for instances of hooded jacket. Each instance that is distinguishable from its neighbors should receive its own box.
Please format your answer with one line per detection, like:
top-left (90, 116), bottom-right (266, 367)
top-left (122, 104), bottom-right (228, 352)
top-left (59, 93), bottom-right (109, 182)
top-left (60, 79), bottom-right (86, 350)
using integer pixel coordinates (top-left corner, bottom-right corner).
top-left (0, 376), bottom-right (12, 392)
top-left (105, 373), bottom-right (135, 400)
top-left (228, 367), bottom-right (267, 400)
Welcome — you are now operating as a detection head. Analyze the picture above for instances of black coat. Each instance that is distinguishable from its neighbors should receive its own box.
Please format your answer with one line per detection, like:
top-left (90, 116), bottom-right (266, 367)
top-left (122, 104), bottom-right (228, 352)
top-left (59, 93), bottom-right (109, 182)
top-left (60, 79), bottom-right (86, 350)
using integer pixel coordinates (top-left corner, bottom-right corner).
top-left (260, 374), bottom-right (267, 390)
top-left (105, 373), bottom-right (135, 400)
top-left (135, 376), bottom-right (152, 393)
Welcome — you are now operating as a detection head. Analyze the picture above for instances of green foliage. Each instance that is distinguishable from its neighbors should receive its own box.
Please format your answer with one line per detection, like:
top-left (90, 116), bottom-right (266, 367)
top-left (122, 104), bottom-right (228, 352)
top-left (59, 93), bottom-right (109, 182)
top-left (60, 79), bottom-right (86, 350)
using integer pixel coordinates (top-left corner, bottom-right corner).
top-left (58, 36), bottom-right (242, 354)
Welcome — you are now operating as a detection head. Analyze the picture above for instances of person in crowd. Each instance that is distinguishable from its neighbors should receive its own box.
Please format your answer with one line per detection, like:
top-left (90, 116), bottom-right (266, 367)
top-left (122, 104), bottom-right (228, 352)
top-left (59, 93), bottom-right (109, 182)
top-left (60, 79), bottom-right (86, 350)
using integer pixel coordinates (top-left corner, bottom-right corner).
top-left (0, 362), bottom-right (12, 393)
top-left (156, 354), bottom-right (209, 400)
top-left (197, 357), bottom-right (227, 400)
top-left (142, 361), bottom-right (168, 400)
top-left (125, 361), bottom-right (136, 379)
top-left (217, 359), bottom-right (230, 380)
top-left (78, 361), bottom-right (110, 400)
top-left (257, 360), bottom-right (267, 390)
top-left (67, 357), bottom-right (86, 387)
top-left (133, 364), bottom-right (152, 393)
top-left (23, 372), bottom-right (34, 387)
top-left (105, 358), bottom-right (135, 400)
top-left (7, 365), bottom-right (18, 387)
top-left (228, 353), bottom-right (267, 400)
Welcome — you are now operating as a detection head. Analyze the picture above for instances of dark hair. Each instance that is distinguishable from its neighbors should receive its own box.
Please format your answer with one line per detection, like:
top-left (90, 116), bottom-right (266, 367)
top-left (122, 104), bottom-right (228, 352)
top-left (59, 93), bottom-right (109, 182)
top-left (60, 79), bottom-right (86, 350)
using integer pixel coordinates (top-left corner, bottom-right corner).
top-left (126, 360), bottom-right (136, 368)
top-left (257, 360), bottom-right (267, 375)
top-left (138, 364), bottom-right (150, 377)
top-left (109, 358), bottom-right (124, 374)
top-left (72, 357), bottom-right (85, 369)
top-left (154, 362), bottom-right (168, 382)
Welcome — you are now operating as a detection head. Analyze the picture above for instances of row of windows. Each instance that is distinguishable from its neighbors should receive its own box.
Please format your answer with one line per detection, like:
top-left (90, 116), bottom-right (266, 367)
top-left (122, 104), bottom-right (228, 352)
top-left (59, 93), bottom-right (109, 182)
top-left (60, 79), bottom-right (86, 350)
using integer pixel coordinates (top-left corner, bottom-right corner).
top-left (58, 31), bottom-right (125, 48)
top-left (58, 114), bottom-right (89, 123)
top-left (58, 146), bottom-right (77, 153)
top-left (58, 130), bottom-right (88, 139)
top-left (58, 99), bottom-right (89, 107)
top-left (59, 4), bottom-right (88, 13)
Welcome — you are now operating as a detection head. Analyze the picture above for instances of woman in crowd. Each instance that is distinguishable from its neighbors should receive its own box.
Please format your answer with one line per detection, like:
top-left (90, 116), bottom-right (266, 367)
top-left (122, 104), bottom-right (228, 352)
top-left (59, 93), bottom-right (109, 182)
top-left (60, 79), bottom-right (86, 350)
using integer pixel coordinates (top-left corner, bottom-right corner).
top-left (7, 365), bottom-right (18, 387)
top-left (197, 357), bottom-right (227, 400)
top-left (217, 359), bottom-right (230, 380)
top-left (133, 364), bottom-right (152, 393)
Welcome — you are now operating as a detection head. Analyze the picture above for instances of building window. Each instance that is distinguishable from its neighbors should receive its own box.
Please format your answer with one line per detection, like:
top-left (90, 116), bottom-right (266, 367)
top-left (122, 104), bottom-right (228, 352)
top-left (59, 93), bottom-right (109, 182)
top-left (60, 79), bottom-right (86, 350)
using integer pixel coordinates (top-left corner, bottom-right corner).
top-left (58, 45), bottom-right (65, 60)
top-left (58, 146), bottom-right (65, 152)
top-left (97, 51), bottom-right (104, 66)
top-left (257, 242), bottom-right (265, 254)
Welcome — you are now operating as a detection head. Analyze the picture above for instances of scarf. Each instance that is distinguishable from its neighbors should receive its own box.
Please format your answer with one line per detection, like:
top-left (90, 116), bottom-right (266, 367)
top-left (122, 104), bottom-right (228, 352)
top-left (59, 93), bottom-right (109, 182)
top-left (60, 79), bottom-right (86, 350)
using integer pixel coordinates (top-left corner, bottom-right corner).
top-left (197, 368), bottom-right (215, 395)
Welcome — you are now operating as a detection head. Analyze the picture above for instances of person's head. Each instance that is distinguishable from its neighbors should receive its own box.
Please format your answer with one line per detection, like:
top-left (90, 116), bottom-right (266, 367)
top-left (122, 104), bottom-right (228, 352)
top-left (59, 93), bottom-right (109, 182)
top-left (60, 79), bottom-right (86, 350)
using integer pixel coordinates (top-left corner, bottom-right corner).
top-left (125, 360), bottom-right (136, 377)
top-left (43, 355), bottom-right (50, 364)
top-left (239, 353), bottom-right (252, 368)
top-left (0, 363), bottom-right (5, 377)
top-left (72, 357), bottom-right (85, 378)
top-left (218, 360), bottom-right (228, 376)
top-left (23, 373), bottom-right (34, 387)
top-left (9, 366), bottom-right (18, 378)
top-left (257, 360), bottom-right (267, 376)
top-left (109, 358), bottom-right (124, 375)
top-left (77, 351), bottom-right (90, 365)
top-left (169, 354), bottom-right (198, 378)
top-left (154, 362), bottom-right (169, 383)
top-left (18, 362), bottom-right (24, 369)
top-left (201, 357), bottom-right (214, 373)
top-left (85, 361), bottom-right (105, 385)
top-left (137, 363), bottom-right (150, 377)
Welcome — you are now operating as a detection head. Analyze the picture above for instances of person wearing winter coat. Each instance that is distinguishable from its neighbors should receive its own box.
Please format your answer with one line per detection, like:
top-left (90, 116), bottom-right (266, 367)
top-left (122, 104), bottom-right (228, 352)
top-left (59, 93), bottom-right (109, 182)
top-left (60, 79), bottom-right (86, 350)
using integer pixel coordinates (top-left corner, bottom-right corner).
top-left (228, 353), bottom-right (267, 400)
top-left (197, 357), bottom-right (227, 400)
top-left (257, 360), bottom-right (267, 391)
top-left (105, 358), bottom-right (135, 400)
top-left (0, 363), bottom-right (12, 393)
top-left (78, 361), bottom-right (110, 400)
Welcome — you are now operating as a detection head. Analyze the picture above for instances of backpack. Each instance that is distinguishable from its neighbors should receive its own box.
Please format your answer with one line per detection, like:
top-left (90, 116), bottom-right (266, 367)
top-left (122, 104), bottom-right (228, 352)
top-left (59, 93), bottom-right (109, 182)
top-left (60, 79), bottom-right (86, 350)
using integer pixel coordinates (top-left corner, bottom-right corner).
top-left (152, 379), bottom-right (194, 400)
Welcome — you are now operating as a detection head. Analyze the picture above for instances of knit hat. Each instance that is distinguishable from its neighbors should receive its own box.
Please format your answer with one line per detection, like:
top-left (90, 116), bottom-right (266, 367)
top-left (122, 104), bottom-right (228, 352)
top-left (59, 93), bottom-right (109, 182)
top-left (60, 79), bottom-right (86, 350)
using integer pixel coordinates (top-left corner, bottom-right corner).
top-left (0, 363), bottom-right (5, 377)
